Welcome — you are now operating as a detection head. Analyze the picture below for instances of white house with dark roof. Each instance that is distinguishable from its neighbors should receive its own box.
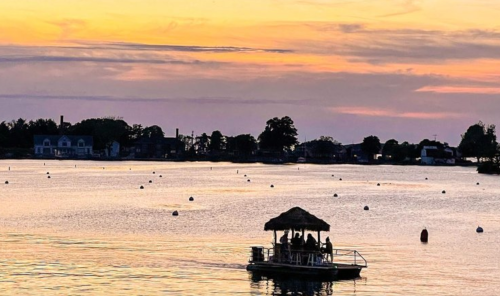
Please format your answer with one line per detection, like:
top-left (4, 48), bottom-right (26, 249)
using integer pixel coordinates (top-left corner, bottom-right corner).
top-left (34, 135), bottom-right (93, 157)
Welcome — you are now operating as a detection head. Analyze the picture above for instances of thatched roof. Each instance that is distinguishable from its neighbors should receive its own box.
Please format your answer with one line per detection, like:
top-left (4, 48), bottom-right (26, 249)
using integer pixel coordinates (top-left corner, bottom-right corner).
top-left (264, 207), bottom-right (330, 232)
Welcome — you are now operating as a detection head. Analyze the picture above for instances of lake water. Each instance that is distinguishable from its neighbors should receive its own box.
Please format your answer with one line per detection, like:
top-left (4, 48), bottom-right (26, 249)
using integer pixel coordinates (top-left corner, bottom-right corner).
top-left (0, 160), bottom-right (499, 295)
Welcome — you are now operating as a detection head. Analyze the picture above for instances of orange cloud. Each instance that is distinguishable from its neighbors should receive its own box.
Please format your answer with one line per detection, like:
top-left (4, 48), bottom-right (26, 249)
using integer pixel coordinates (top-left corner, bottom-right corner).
top-left (330, 107), bottom-right (461, 119)
top-left (416, 85), bottom-right (500, 94)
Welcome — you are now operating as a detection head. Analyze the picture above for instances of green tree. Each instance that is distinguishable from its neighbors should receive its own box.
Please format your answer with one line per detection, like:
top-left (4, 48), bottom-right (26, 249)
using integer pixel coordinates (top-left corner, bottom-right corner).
top-left (258, 116), bottom-right (298, 155)
top-left (361, 135), bottom-right (381, 161)
top-left (308, 136), bottom-right (341, 158)
top-left (70, 118), bottom-right (130, 153)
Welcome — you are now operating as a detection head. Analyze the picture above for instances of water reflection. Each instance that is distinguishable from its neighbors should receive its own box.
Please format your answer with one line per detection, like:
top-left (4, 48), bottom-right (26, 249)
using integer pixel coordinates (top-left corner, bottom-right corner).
top-left (250, 272), bottom-right (344, 295)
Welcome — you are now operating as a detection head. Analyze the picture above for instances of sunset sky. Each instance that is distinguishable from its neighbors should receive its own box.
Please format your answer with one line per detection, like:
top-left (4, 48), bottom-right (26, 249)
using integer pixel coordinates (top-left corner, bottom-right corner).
top-left (1, 0), bottom-right (500, 145)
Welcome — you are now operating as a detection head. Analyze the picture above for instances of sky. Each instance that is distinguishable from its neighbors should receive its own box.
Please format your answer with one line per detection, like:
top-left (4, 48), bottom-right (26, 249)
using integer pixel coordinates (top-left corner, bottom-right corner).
top-left (1, 0), bottom-right (500, 145)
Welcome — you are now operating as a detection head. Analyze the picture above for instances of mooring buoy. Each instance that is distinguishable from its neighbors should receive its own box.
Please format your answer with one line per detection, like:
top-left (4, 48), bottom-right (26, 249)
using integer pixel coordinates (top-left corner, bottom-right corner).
top-left (172, 210), bottom-right (179, 216)
top-left (5, 181), bottom-right (8, 184)
top-left (333, 194), bottom-right (338, 197)
top-left (364, 206), bottom-right (369, 211)
top-left (244, 174), bottom-right (247, 177)
top-left (247, 179), bottom-right (251, 182)
top-left (420, 228), bottom-right (428, 243)
top-left (339, 178), bottom-right (342, 181)
top-left (425, 177), bottom-right (428, 180)
top-left (377, 183), bottom-right (380, 186)
top-left (270, 184), bottom-right (274, 188)
top-left (149, 180), bottom-right (152, 183)
top-left (476, 226), bottom-right (483, 233)
top-left (476, 182), bottom-right (480, 185)
top-left (189, 197), bottom-right (194, 201)
top-left (442, 190), bottom-right (446, 194)
top-left (153, 171), bottom-right (155, 174)
top-left (159, 175), bottom-right (162, 178)
top-left (140, 186), bottom-right (144, 189)
top-left (47, 176), bottom-right (51, 179)
top-left (46, 172), bottom-right (50, 175)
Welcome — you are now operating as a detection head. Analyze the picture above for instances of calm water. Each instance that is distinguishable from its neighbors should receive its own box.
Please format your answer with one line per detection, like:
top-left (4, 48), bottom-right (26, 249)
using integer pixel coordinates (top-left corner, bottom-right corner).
top-left (0, 160), bottom-right (499, 295)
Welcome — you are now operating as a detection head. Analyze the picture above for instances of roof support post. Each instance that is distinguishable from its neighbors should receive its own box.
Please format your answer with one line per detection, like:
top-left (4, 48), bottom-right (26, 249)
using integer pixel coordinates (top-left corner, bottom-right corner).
top-left (318, 231), bottom-right (321, 246)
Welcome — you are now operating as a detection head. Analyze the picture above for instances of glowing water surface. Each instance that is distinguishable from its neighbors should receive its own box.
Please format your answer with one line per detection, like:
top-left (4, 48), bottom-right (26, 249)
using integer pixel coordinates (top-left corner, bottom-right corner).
top-left (0, 160), bottom-right (499, 295)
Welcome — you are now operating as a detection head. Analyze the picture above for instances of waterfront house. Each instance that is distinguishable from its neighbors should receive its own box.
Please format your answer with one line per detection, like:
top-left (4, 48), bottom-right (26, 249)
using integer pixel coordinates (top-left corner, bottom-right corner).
top-left (421, 146), bottom-right (456, 164)
top-left (34, 135), bottom-right (93, 158)
top-left (134, 136), bottom-right (184, 159)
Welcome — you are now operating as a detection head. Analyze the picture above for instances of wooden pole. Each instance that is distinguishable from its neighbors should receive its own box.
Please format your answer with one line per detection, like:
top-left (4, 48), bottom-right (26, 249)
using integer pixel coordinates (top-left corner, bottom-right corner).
top-left (318, 231), bottom-right (321, 247)
top-left (274, 230), bottom-right (277, 245)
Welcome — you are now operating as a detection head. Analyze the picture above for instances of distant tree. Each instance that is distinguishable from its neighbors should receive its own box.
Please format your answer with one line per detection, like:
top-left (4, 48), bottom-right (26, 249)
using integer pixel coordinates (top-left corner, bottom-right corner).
top-left (70, 118), bottom-right (130, 153)
top-left (459, 122), bottom-right (498, 162)
top-left (195, 133), bottom-right (210, 154)
top-left (361, 135), bottom-right (381, 161)
top-left (0, 121), bottom-right (8, 147)
top-left (8, 118), bottom-right (30, 148)
top-left (258, 116), bottom-right (298, 155)
top-left (142, 125), bottom-right (164, 139)
top-left (209, 130), bottom-right (225, 152)
top-left (234, 134), bottom-right (257, 155)
top-left (382, 139), bottom-right (399, 160)
top-left (178, 134), bottom-right (193, 151)
top-left (308, 136), bottom-right (341, 158)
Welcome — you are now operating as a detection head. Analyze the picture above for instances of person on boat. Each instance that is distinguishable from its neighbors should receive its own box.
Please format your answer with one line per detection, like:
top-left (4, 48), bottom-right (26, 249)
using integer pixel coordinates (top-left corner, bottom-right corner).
top-left (279, 230), bottom-right (290, 262)
top-left (321, 237), bottom-right (333, 261)
top-left (305, 234), bottom-right (318, 251)
top-left (291, 233), bottom-right (302, 250)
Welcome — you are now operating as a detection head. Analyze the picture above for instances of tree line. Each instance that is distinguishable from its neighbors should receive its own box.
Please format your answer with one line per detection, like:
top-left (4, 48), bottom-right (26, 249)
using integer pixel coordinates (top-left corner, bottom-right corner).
top-left (0, 116), bottom-right (498, 173)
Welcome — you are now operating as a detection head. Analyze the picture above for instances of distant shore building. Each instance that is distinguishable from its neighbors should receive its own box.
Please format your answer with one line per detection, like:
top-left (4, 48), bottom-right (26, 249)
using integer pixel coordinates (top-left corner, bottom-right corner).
top-left (134, 129), bottom-right (184, 159)
top-left (421, 146), bottom-right (456, 165)
top-left (34, 135), bottom-right (93, 158)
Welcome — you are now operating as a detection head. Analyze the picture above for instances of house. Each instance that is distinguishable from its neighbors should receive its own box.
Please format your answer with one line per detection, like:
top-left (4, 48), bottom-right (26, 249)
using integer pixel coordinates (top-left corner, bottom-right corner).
top-left (421, 146), bottom-right (456, 164)
top-left (105, 141), bottom-right (120, 158)
top-left (34, 135), bottom-right (93, 158)
top-left (134, 137), bottom-right (184, 159)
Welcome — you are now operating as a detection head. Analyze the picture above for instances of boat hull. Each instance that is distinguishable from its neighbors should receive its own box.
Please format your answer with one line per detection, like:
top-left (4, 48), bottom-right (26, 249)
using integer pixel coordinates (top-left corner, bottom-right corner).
top-left (247, 262), bottom-right (363, 280)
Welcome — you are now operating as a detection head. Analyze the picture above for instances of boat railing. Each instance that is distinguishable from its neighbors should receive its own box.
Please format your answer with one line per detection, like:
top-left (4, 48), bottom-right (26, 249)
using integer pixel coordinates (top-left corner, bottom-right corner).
top-left (332, 248), bottom-right (367, 267)
top-left (249, 246), bottom-right (366, 267)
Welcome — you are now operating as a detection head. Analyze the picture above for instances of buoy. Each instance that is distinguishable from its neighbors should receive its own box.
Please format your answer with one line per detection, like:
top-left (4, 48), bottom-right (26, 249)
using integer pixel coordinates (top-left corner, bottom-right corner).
top-left (153, 171), bottom-right (155, 174)
top-left (189, 197), bottom-right (194, 201)
top-left (47, 176), bottom-right (51, 179)
top-left (420, 228), bottom-right (428, 243)
top-left (5, 181), bottom-right (8, 184)
top-left (247, 179), bottom-right (251, 182)
top-left (476, 182), bottom-right (480, 185)
top-left (364, 206), bottom-right (369, 211)
top-left (270, 185), bottom-right (274, 188)
top-left (425, 177), bottom-right (428, 180)
top-left (442, 190), bottom-right (446, 194)
top-left (377, 183), bottom-right (380, 186)
top-left (244, 174), bottom-right (247, 177)
top-left (339, 178), bottom-right (343, 181)
top-left (149, 180), bottom-right (152, 183)
top-left (46, 172), bottom-right (50, 175)
top-left (159, 175), bottom-right (162, 178)
top-left (333, 194), bottom-right (338, 197)
top-left (331, 174), bottom-right (334, 177)
top-left (476, 226), bottom-right (483, 233)
top-left (172, 210), bottom-right (179, 216)
top-left (140, 186), bottom-right (144, 189)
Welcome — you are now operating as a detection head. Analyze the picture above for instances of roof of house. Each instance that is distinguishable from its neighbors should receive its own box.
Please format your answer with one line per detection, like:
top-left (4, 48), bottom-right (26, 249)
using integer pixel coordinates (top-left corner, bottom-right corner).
top-left (34, 135), bottom-right (93, 146)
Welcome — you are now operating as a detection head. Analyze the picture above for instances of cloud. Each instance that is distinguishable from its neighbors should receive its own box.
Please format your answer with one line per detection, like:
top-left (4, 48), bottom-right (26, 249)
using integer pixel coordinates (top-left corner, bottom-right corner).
top-left (0, 55), bottom-right (197, 64)
top-left (378, 0), bottom-right (422, 17)
top-left (0, 93), bottom-right (308, 105)
top-left (416, 85), bottom-right (500, 95)
top-left (330, 106), bottom-right (462, 119)
top-left (72, 41), bottom-right (294, 54)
